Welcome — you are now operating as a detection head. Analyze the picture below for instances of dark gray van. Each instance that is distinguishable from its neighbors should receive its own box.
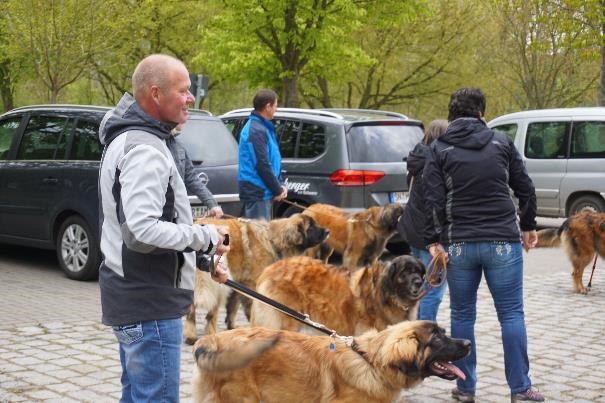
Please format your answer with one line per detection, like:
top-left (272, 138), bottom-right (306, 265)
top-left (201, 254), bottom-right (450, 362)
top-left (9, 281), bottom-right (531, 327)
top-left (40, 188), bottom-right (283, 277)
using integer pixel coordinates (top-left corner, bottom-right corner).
top-left (0, 105), bottom-right (239, 280)
top-left (221, 108), bottom-right (424, 252)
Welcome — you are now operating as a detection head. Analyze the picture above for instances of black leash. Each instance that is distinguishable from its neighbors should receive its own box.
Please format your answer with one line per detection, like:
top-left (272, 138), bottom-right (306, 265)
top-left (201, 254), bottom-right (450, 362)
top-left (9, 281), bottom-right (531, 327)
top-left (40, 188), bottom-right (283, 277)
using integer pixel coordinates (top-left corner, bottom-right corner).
top-left (587, 254), bottom-right (599, 291)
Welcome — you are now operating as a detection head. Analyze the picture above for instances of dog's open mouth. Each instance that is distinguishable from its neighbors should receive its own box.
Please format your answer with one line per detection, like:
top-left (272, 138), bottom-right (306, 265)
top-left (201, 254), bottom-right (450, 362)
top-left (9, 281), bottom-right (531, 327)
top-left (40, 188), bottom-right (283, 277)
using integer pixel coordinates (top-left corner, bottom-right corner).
top-left (429, 361), bottom-right (466, 380)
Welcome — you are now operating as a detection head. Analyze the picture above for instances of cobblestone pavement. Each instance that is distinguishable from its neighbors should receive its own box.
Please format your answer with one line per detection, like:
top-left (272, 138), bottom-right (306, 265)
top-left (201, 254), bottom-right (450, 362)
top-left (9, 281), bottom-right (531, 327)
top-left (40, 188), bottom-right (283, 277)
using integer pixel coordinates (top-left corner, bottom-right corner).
top-left (1, 242), bottom-right (604, 402)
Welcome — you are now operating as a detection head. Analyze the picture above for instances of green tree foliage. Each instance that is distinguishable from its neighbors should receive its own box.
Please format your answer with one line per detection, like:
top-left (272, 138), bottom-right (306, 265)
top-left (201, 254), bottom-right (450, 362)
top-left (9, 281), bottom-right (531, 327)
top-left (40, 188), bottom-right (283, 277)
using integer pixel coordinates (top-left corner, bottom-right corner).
top-left (90, 0), bottom-right (212, 105)
top-left (488, 0), bottom-right (600, 110)
top-left (4, 0), bottom-right (112, 103)
top-left (196, 0), bottom-right (376, 107)
top-left (303, 0), bottom-right (486, 115)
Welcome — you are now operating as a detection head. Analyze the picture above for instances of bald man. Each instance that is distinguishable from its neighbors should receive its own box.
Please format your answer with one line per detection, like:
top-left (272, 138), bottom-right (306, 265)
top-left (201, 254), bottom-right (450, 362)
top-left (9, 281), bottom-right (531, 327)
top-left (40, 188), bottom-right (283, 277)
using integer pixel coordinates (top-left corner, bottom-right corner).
top-left (98, 54), bottom-right (229, 402)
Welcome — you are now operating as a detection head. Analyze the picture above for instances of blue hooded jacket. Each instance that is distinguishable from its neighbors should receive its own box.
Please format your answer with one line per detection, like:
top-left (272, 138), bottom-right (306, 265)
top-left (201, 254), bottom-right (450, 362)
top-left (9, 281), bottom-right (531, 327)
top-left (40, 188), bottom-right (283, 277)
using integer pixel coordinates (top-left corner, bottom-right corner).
top-left (238, 111), bottom-right (282, 202)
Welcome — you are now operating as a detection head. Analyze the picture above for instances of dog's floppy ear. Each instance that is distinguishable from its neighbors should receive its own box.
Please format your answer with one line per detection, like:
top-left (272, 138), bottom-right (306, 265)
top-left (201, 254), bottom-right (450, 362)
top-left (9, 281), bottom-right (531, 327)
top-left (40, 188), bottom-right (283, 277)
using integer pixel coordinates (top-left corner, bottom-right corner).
top-left (393, 359), bottom-right (420, 377)
top-left (280, 215), bottom-right (304, 247)
top-left (385, 331), bottom-right (421, 376)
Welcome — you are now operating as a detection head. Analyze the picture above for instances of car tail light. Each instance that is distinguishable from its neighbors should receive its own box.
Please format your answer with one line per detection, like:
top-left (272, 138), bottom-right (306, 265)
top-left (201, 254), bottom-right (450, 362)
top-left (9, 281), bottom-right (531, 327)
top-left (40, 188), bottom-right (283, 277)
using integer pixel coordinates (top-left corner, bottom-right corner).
top-left (329, 170), bottom-right (385, 186)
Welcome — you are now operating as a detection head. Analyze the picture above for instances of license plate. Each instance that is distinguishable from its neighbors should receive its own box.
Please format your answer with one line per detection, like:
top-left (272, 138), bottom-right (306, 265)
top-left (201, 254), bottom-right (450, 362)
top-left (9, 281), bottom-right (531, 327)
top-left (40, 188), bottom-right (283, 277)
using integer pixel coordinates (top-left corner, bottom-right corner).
top-left (389, 191), bottom-right (409, 205)
top-left (191, 205), bottom-right (208, 218)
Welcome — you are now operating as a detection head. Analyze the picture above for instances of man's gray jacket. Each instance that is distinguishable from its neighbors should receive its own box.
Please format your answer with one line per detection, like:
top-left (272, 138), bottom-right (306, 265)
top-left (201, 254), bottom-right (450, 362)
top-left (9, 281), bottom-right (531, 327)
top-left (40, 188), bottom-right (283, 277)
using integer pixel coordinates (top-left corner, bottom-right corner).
top-left (98, 93), bottom-right (218, 326)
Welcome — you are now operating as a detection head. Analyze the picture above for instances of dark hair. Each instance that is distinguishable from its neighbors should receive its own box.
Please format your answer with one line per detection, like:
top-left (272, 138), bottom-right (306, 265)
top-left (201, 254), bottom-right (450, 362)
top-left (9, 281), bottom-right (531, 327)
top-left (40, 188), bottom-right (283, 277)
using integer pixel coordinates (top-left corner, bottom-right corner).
top-left (447, 87), bottom-right (486, 121)
top-left (423, 119), bottom-right (448, 145)
top-left (253, 89), bottom-right (278, 111)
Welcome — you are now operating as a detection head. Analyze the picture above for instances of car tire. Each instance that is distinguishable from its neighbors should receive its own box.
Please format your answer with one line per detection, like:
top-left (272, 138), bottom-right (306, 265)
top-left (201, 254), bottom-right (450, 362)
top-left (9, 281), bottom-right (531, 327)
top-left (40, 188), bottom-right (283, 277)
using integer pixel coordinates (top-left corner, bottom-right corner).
top-left (56, 215), bottom-right (100, 281)
top-left (568, 195), bottom-right (605, 216)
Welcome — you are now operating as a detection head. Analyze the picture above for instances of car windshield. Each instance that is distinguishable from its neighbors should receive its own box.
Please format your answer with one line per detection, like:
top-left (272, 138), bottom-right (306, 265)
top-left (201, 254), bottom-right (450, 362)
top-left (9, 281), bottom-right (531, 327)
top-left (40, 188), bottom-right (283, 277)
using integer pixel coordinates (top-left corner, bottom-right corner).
top-left (178, 119), bottom-right (239, 166)
top-left (347, 124), bottom-right (423, 162)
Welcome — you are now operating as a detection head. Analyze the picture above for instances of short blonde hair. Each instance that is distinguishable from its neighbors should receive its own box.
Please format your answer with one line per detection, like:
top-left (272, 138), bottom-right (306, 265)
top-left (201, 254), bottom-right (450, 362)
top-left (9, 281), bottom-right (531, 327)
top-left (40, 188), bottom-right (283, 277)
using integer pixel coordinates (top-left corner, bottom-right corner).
top-left (132, 54), bottom-right (185, 99)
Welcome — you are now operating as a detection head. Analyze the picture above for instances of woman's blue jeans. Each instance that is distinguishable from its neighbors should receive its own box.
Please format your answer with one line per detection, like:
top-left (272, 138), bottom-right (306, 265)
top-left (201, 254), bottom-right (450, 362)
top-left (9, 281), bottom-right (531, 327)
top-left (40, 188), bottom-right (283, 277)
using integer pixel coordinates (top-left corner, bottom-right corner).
top-left (112, 318), bottom-right (183, 403)
top-left (410, 246), bottom-right (447, 322)
top-left (446, 241), bottom-right (531, 394)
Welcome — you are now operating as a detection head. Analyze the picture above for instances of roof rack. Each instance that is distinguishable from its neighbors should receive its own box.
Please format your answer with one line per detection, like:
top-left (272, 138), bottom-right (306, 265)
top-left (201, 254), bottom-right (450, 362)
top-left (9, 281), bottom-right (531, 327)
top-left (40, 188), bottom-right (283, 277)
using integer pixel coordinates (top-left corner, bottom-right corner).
top-left (8, 104), bottom-right (111, 112)
top-left (189, 108), bottom-right (213, 116)
top-left (320, 108), bottom-right (408, 120)
top-left (221, 107), bottom-right (344, 119)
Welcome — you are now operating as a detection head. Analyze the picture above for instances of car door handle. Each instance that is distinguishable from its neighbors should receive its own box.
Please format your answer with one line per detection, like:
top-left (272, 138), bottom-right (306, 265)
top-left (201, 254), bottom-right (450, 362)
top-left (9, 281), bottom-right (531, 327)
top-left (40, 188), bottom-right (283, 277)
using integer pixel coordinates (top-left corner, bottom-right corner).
top-left (42, 177), bottom-right (59, 184)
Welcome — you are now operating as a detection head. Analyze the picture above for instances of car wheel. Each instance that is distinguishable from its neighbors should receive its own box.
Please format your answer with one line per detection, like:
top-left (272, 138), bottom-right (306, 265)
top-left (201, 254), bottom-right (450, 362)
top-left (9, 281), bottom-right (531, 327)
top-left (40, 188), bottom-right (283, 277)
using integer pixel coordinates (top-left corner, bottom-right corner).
top-left (56, 216), bottom-right (100, 281)
top-left (568, 195), bottom-right (605, 216)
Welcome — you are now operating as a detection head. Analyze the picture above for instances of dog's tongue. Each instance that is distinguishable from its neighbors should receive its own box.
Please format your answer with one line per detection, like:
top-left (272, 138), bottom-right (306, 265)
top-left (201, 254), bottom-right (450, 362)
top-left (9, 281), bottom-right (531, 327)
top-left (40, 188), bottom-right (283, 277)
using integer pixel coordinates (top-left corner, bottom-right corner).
top-left (440, 361), bottom-right (466, 380)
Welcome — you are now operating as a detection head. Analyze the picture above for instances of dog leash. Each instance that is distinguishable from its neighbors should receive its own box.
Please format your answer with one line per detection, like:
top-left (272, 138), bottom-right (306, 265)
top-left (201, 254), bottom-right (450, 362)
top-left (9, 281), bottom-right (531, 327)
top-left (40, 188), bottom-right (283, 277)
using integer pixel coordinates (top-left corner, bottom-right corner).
top-left (587, 254), bottom-right (599, 291)
top-left (206, 235), bottom-right (354, 351)
top-left (415, 250), bottom-right (448, 300)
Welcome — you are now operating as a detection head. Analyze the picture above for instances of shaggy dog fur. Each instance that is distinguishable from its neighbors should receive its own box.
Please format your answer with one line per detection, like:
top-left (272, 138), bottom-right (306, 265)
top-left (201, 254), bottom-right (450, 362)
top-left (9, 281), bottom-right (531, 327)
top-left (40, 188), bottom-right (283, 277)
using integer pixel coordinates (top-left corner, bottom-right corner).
top-left (183, 214), bottom-right (328, 344)
top-left (191, 321), bottom-right (470, 403)
top-left (536, 211), bottom-right (605, 294)
top-left (302, 203), bottom-right (405, 269)
top-left (250, 255), bottom-right (425, 335)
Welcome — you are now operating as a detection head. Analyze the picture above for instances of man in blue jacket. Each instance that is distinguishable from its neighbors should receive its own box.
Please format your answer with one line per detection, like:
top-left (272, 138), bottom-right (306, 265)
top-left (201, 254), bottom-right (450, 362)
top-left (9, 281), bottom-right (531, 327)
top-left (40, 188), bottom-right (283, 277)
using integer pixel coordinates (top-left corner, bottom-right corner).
top-left (238, 89), bottom-right (287, 220)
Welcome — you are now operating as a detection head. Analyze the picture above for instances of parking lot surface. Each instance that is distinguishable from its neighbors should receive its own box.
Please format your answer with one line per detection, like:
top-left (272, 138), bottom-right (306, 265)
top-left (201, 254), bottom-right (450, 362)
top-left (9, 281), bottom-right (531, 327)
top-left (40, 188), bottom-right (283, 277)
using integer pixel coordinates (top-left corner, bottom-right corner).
top-left (1, 222), bottom-right (604, 402)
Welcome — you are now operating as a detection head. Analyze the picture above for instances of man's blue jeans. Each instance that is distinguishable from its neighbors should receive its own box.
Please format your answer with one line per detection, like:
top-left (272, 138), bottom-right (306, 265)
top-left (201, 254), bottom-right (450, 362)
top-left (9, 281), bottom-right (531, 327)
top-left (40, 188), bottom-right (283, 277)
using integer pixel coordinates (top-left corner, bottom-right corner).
top-left (112, 318), bottom-right (182, 403)
top-left (242, 199), bottom-right (272, 220)
top-left (446, 241), bottom-right (532, 395)
top-left (410, 246), bottom-right (447, 322)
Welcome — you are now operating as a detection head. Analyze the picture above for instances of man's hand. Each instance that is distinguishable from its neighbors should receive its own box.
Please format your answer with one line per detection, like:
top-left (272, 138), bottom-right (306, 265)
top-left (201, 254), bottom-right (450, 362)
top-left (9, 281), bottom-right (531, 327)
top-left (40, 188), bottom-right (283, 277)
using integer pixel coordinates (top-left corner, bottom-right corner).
top-left (522, 230), bottom-right (538, 252)
top-left (215, 225), bottom-right (230, 256)
top-left (272, 185), bottom-right (288, 201)
top-left (208, 206), bottom-right (224, 219)
top-left (211, 260), bottom-right (230, 284)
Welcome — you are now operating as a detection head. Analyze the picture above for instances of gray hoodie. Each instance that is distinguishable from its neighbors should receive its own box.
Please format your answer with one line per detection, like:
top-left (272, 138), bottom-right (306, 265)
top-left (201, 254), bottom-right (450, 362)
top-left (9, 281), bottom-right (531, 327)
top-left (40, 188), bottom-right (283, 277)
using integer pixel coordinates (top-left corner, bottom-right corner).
top-left (98, 93), bottom-right (218, 326)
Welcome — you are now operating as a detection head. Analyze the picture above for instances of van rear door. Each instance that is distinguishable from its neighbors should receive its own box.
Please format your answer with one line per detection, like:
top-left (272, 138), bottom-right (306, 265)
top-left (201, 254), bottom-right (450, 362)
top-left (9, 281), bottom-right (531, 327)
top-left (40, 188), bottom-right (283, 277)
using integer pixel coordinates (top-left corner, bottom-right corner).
top-left (520, 118), bottom-right (570, 217)
top-left (346, 121), bottom-right (424, 207)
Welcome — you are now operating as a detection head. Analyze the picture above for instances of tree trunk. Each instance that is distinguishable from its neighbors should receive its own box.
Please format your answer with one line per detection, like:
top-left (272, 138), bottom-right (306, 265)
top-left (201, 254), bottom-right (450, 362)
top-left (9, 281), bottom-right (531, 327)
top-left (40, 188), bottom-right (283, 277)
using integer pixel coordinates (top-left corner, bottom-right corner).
top-left (0, 62), bottom-right (14, 112)
top-left (282, 76), bottom-right (299, 107)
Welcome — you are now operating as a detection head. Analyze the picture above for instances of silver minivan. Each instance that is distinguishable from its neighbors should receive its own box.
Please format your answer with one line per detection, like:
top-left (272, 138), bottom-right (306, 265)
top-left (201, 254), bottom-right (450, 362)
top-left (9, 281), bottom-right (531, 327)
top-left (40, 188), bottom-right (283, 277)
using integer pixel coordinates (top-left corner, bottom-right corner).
top-left (488, 107), bottom-right (605, 217)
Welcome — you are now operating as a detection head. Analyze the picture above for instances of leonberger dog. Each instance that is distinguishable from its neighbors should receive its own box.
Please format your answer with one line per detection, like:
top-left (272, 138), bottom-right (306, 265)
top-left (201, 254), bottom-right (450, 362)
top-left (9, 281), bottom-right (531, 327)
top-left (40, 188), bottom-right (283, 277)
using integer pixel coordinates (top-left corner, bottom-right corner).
top-left (191, 321), bottom-right (471, 403)
top-left (250, 255), bottom-right (425, 335)
top-left (537, 211), bottom-right (605, 294)
top-left (302, 203), bottom-right (405, 269)
top-left (184, 214), bottom-right (329, 344)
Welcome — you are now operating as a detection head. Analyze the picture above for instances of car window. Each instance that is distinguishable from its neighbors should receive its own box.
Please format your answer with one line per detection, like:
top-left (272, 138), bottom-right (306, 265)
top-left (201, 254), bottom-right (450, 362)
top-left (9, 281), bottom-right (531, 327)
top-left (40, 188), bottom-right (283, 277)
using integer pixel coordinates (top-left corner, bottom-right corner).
top-left (16, 115), bottom-right (69, 160)
top-left (347, 124), bottom-right (423, 163)
top-left (0, 117), bottom-right (20, 160)
top-left (178, 118), bottom-right (239, 166)
top-left (298, 122), bottom-right (326, 158)
top-left (492, 123), bottom-right (518, 141)
top-left (71, 119), bottom-right (103, 161)
top-left (525, 121), bottom-right (569, 159)
top-left (222, 117), bottom-right (246, 142)
top-left (570, 121), bottom-right (605, 158)
top-left (274, 118), bottom-right (300, 158)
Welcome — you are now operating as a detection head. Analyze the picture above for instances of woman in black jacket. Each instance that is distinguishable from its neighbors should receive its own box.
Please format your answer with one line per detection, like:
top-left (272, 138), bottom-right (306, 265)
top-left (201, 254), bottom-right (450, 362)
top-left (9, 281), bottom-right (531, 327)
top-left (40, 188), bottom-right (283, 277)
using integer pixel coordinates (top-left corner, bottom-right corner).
top-left (424, 88), bottom-right (543, 403)
top-left (397, 119), bottom-right (448, 322)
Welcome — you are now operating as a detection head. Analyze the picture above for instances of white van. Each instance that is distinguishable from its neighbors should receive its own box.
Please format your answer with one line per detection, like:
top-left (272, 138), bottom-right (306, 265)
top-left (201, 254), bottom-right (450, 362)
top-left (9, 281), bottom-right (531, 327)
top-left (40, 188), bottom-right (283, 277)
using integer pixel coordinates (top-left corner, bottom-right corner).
top-left (488, 107), bottom-right (605, 218)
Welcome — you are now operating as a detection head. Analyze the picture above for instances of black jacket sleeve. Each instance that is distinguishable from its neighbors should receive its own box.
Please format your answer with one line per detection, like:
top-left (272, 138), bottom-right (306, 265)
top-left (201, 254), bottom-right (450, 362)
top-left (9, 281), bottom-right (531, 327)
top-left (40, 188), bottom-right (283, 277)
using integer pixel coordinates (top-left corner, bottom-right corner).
top-left (423, 143), bottom-right (447, 245)
top-left (249, 128), bottom-right (282, 196)
top-left (506, 137), bottom-right (537, 231)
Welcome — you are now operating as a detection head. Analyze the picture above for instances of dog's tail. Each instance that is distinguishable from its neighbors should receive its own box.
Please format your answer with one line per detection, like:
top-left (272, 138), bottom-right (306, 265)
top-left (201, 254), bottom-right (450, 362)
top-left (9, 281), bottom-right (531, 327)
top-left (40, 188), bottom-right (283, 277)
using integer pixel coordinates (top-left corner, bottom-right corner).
top-left (536, 228), bottom-right (562, 247)
top-left (194, 334), bottom-right (280, 372)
